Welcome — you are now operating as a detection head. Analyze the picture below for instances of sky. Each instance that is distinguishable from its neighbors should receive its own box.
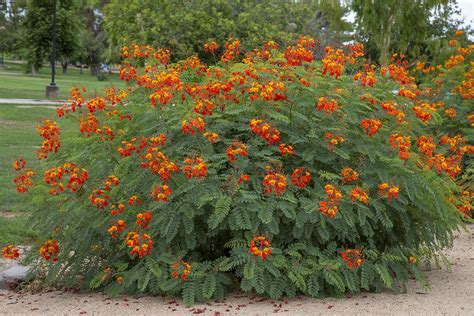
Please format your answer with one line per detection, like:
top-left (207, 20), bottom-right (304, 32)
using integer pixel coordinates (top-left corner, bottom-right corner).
top-left (458, 0), bottom-right (474, 27)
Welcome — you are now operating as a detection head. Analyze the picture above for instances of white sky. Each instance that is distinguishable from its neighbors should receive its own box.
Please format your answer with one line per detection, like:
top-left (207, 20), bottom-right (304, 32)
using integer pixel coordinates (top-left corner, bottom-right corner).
top-left (458, 0), bottom-right (474, 27)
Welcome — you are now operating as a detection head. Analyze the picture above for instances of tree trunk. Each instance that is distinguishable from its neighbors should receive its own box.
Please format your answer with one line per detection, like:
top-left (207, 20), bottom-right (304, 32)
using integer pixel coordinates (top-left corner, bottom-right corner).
top-left (80, 65), bottom-right (83, 75)
top-left (31, 64), bottom-right (36, 76)
top-left (61, 61), bottom-right (68, 74)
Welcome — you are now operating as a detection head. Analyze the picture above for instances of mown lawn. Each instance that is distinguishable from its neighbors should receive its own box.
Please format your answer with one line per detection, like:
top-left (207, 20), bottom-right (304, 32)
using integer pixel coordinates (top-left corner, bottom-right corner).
top-left (0, 61), bottom-right (126, 99)
top-left (0, 104), bottom-right (76, 245)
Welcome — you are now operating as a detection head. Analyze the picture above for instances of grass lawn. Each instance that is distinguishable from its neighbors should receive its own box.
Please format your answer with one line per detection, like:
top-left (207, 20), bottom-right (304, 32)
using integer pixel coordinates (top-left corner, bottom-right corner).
top-left (0, 104), bottom-right (76, 245)
top-left (0, 61), bottom-right (126, 100)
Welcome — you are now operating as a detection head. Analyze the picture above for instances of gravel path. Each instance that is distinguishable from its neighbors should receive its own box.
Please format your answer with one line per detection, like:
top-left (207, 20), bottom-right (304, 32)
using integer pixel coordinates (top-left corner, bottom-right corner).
top-left (1, 225), bottom-right (473, 315)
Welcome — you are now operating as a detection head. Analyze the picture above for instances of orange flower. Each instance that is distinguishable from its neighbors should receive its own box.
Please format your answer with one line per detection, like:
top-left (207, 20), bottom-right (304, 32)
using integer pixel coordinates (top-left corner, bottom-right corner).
top-left (319, 184), bottom-right (343, 218)
top-left (237, 174), bottom-right (250, 184)
top-left (263, 172), bottom-right (287, 195)
top-left (203, 132), bottom-right (219, 143)
top-left (360, 119), bottom-right (382, 137)
top-left (316, 97), bottom-right (340, 114)
top-left (444, 108), bottom-right (457, 119)
top-left (2, 245), bottom-right (20, 260)
top-left (249, 236), bottom-right (271, 260)
top-left (378, 183), bottom-right (399, 200)
top-left (221, 37), bottom-right (240, 62)
top-left (249, 119), bottom-right (281, 145)
top-left (128, 195), bottom-right (141, 205)
top-left (204, 41), bottom-right (219, 54)
top-left (350, 187), bottom-right (369, 204)
top-left (183, 157), bottom-right (207, 179)
top-left (44, 162), bottom-right (88, 195)
top-left (291, 168), bottom-right (311, 189)
top-left (416, 136), bottom-right (436, 158)
top-left (108, 220), bottom-right (126, 238)
top-left (182, 117), bottom-right (206, 135)
top-left (226, 142), bottom-right (248, 162)
top-left (194, 99), bottom-right (215, 116)
top-left (12, 158), bottom-right (26, 171)
top-left (341, 249), bottom-right (363, 269)
top-left (278, 143), bottom-right (294, 156)
top-left (412, 106), bottom-right (432, 122)
top-left (389, 133), bottom-right (411, 161)
top-left (171, 260), bottom-right (192, 280)
top-left (341, 167), bottom-right (359, 183)
top-left (36, 119), bottom-right (61, 160)
top-left (125, 232), bottom-right (152, 258)
top-left (136, 211), bottom-right (152, 228)
top-left (322, 46), bottom-right (346, 79)
top-left (152, 185), bottom-right (172, 202)
top-left (324, 132), bottom-right (345, 151)
top-left (39, 240), bottom-right (59, 261)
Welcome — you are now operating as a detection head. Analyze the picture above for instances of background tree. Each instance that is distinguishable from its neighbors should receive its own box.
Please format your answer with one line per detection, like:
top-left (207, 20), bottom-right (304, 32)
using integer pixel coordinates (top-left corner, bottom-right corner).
top-left (0, 0), bottom-right (27, 59)
top-left (350, 0), bottom-right (451, 65)
top-left (103, 0), bottom-right (351, 62)
top-left (22, 0), bottom-right (81, 75)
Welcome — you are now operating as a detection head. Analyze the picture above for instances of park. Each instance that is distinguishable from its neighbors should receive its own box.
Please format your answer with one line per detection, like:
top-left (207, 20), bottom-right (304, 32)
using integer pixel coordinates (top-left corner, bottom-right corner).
top-left (0, 0), bottom-right (473, 314)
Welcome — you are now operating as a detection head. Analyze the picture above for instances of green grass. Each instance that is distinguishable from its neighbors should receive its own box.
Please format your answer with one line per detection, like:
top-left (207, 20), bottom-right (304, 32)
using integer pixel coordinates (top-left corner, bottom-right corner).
top-left (0, 61), bottom-right (126, 99)
top-left (0, 104), bottom-right (76, 245)
top-left (0, 216), bottom-right (37, 245)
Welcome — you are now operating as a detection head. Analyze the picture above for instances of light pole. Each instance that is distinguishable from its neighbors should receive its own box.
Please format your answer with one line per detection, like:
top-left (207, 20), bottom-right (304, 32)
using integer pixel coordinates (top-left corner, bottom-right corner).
top-left (45, 0), bottom-right (59, 98)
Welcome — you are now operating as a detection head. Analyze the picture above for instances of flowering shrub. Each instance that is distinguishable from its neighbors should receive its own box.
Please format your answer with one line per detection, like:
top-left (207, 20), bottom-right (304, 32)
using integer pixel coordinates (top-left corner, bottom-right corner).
top-left (6, 37), bottom-right (471, 305)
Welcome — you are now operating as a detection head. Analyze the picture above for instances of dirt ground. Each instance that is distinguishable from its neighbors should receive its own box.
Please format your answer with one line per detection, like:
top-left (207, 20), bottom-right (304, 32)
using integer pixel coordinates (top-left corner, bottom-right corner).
top-left (1, 225), bottom-right (473, 316)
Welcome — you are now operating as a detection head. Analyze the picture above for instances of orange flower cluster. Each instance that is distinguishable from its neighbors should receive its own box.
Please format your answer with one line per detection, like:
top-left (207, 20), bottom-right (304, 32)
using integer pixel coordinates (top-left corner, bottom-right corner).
top-left (284, 36), bottom-right (315, 66)
top-left (203, 132), bottom-right (219, 143)
top-left (2, 245), bottom-right (20, 260)
top-left (350, 187), bottom-right (369, 204)
top-left (360, 119), bottom-right (382, 137)
top-left (110, 203), bottom-right (126, 216)
top-left (444, 108), bottom-right (457, 119)
top-left (221, 37), bottom-right (240, 62)
top-left (12, 159), bottom-right (35, 193)
top-left (278, 143), bottom-right (294, 156)
top-left (171, 260), bottom-right (192, 280)
top-left (380, 101), bottom-right (405, 123)
top-left (56, 87), bottom-right (87, 117)
top-left (248, 80), bottom-right (286, 101)
top-left (322, 47), bottom-right (346, 79)
top-left (108, 220), bottom-right (126, 238)
top-left (389, 133), bottom-right (411, 161)
top-left (291, 168), bottom-right (311, 189)
top-left (263, 172), bottom-right (287, 195)
top-left (36, 119), bottom-right (61, 160)
top-left (412, 106), bottom-right (432, 122)
top-left (79, 114), bottom-right (115, 141)
top-left (194, 99), bottom-right (215, 116)
top-left (440, 135), bottom-right (465, 152)
top-left (226, 142), bottom-right (248, 162)
top-left (398, 87), bottom-right (417, 100)
top-left (140, 147), bottom-right (180, 181)
top-left (426, 154), bottom-right (461, 179)
top-left (128, 195), bottom-right (141, 206)
top-left (237, 174), bottom-right (250, 184)
top-left (136, 211), bottom-right (152, 228)
top-left (416, 136), bottom-right (436, 157)
top-left (353, 68), bottom-right (376, 87)
top-left (44, 162), bottom-right (89, 195)
top-left (378, 183), bottom-right (399, 200)
top-left (183, 157), bottom-right (207, 179)
top-left (454, 191), bottom-right (472, 218)
top-left (204, 41), bottom-right (219, 54)
top-left (316, 97), bottom-right (340, 114)
top-left (319, 184), bottom-right (342, 218)
top-left (341, 249), bottom-right (363, 269)
top-left (445, 55), bottom-right (464, 69)
top-left (249, 119), bottom-right (281, 145)
top-left (125, 232), bottom-right (152, 258)
top-left (182, 117), bottom-right (206, 135)
top-left (249, 236), bottom-right (271, 260)
top-left (152, 184), bottom-right (172, 202)
top-left (39, 240), bottom-right (59, 261)
top-left (324, 132), bottom-right (345, 151)
top-left (89, 189), bottom-right (110, 208)
top-left (341, 167), bottom-right (359, 183)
